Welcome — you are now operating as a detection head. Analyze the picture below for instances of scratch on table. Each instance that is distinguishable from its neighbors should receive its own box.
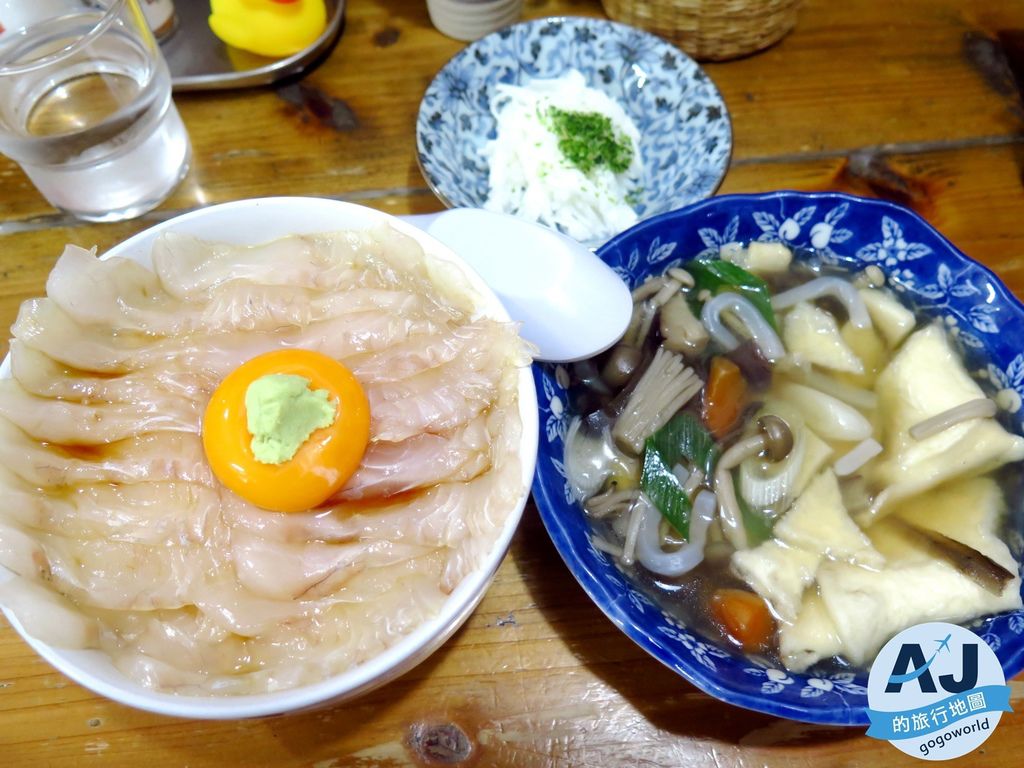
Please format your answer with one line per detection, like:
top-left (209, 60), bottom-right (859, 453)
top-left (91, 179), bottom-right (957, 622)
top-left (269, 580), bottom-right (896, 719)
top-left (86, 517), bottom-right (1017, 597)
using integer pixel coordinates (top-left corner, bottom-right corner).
top-left (210, 148), bottom-right (273, 162)
top-left (0, 681), bottom-right (12, 688)
top-left (346, 739), bottom-right (417, 766)
top-left (739, 718), bottom-right (839, 747)
top-left (325, 166), bottom-right (368, 177)
top-left (84, 740), bottom-right (109, 755)
top-left (477, 727), bottom-right (529, 747)
top-left (709, 746), bottom-right (740, 768)
top-left (513, 703), bottom-right (600, 722)
top-left (478, 702), bottom-right (600, 747)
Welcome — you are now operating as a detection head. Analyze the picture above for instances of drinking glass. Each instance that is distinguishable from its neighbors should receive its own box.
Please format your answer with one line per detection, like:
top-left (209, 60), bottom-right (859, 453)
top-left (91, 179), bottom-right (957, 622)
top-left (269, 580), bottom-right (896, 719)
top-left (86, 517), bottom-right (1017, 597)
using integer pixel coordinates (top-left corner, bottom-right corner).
top-left (0, 0), bottom-right (191, 221)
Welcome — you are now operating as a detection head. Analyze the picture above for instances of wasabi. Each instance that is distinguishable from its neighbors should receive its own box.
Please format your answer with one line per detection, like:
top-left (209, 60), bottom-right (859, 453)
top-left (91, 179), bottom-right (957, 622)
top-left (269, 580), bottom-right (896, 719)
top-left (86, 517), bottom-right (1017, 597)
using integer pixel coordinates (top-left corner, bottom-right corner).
top-left (245, 374), bottom-right (337, 464)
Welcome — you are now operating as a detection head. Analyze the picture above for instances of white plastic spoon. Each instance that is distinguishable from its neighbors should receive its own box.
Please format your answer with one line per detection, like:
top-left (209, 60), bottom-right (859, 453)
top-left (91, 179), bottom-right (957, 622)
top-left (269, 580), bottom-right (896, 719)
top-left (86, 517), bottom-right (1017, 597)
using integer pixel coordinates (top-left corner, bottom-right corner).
top-left (403, 208), bottom-right (632, 363)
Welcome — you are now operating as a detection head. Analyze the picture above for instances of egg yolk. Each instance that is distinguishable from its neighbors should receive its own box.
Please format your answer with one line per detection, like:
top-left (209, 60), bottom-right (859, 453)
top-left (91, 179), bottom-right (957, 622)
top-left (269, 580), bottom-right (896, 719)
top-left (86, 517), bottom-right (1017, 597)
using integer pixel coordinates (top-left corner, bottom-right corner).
top-left (202, 349), bottom-right (370, 513)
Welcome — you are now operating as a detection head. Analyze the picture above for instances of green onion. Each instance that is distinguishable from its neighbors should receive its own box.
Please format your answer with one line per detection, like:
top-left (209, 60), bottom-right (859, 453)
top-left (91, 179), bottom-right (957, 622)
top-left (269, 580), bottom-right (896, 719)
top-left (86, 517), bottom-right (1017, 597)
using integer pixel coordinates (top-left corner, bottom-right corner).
top-left (687, 259), bottom-right (779, 331)
top-left (641, 445), bottom-right (691, 537)
top-left (646, 412), bottom-right (719, 477)
top-left (640, 413), bottom-right (720, 538)
top-left (734, 476), bottom-right (775, 547)
top-left (546, 107), bottom-right (634, 175)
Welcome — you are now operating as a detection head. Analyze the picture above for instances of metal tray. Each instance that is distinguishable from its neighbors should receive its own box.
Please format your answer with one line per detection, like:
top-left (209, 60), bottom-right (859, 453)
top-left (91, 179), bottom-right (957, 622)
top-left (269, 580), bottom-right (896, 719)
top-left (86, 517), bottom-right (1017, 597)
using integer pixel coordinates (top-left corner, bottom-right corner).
top-left (163, 0), bottom-right (345, 91)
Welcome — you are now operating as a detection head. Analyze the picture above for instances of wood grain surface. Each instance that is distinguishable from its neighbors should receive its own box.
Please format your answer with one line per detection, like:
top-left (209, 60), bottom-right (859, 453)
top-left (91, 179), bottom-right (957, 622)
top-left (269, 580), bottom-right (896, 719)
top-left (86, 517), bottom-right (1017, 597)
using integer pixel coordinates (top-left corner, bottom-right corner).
top-left (3, 0), bottom-right (1024, 765)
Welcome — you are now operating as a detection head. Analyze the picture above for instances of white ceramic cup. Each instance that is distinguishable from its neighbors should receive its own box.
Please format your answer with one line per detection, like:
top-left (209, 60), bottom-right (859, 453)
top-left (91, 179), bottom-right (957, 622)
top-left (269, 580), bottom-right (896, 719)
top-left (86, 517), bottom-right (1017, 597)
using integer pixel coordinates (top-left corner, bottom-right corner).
top-left (426, 0), bottom-right (524, 41)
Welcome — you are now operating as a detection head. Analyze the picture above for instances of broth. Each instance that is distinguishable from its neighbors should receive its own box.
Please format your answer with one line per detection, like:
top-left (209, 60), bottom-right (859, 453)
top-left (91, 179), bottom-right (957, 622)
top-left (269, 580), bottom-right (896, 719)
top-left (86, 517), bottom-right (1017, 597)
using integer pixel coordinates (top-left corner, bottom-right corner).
top-left (564, 245), bottom-right (1024, 673)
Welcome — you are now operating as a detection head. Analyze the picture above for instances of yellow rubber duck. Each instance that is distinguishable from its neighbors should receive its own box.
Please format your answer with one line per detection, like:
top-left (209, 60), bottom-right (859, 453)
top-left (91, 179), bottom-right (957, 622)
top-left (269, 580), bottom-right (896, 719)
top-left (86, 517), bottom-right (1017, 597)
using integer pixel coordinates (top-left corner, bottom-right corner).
top-left (209, 0), bottom-right (328, 58)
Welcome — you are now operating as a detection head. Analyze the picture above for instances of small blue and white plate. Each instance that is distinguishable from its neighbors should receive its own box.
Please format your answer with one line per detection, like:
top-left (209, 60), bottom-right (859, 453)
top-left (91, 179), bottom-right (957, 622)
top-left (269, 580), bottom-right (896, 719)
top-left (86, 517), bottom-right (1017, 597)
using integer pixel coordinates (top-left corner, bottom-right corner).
top-left (531, 191), bottom-right (1024, 725)
top-left (416, 16), bottom-right (732, 245)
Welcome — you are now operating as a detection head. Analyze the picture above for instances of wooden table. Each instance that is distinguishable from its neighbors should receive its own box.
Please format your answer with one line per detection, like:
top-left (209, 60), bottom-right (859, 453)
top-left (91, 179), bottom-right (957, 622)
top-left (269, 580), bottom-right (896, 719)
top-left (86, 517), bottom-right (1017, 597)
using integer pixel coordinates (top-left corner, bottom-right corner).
top-left (3, 0), bottom-right (1024, 765)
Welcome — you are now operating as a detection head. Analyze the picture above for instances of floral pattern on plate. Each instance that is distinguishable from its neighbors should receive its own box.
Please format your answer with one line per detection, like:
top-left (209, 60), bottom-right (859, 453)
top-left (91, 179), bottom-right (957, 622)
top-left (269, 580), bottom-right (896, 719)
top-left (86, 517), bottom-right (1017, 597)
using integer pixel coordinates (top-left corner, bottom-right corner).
top-left (530, 191), bottom-right (1024, 725)
top-left (416, 17), bottom-right (731, 245)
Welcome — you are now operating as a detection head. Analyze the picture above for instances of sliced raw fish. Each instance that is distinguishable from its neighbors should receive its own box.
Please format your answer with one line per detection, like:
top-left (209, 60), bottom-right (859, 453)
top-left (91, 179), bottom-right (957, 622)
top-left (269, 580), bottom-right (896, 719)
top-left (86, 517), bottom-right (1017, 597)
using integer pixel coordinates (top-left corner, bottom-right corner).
top-left (13, 297), bottom-right (445, 377)
top-left (337, 416), bottom-right (493, 500)
top-left (12, 299), bottom-right (163, 373)
top-left (0, 418), bottom-right (213, 487)
top-left (0, 577), bottom-right (99, 648)
top-left (152, 231), bottom-right (364, 301)
top-left (46, 245), bottom-right (184, 331)
top-left (32, 531), bottom-right (224, 612)
top-left (0, 521), bottom-right (48, 581)
top-left (0, 378), bottom-right (200, 444)
top-left (191, 579), bottom-right (331, 638)
top-left (223, 482), bottom-right (473, 548)
top-left (47, 243), bottom-right (461, 335)
top-left (0, 470), bottom-right (218, 545)
top-left (230, 528), bottom-right (435, 601)
top-left (344, 320), bottom-right (516, 383)
top-left (167, 311), bottom-right (450, 383)
top-left (10, 341), bottom-right (212, 403)
top-left (365, 323), bottom-right (523, 441)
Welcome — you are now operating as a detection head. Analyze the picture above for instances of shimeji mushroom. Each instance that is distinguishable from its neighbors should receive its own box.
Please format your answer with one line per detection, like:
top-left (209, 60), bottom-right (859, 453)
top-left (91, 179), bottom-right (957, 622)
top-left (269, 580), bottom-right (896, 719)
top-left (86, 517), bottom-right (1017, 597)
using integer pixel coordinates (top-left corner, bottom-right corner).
top-left (601, 298), bottom-right (657, 388)
top-left (604, 274), bottom-right (694, 387)
top-left (601, 345), bottom-right (644, 389)
top-left (908, 397), bottom-right (998, 440)
top-left (660, 293), bottom-right (709, 358)
top-left (714, 415), bottom-right (794, 550)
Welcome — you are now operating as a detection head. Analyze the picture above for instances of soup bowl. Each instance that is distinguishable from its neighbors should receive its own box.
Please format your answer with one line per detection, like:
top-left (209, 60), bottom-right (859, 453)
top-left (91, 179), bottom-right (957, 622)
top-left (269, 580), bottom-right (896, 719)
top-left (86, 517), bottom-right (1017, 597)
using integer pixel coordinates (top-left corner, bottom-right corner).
top-left (0, 197), bottom-right (539, 719)
top-left (530, 190), bottom-right (1024, 725)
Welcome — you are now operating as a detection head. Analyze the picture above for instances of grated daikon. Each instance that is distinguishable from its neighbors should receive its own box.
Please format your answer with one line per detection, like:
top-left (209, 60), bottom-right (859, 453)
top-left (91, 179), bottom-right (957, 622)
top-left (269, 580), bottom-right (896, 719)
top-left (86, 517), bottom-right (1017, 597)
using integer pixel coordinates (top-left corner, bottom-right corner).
top-left (482, 70), bottom-right (641, 242)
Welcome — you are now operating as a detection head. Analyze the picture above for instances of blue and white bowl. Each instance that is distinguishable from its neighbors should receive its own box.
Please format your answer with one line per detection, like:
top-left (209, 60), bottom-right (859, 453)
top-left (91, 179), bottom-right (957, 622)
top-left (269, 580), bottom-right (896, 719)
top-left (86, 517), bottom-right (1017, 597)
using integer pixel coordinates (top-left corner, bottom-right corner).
top-left (416, 16), bottom-right (732, 244)
top-left (530, 191), bottom-right (1024, 725)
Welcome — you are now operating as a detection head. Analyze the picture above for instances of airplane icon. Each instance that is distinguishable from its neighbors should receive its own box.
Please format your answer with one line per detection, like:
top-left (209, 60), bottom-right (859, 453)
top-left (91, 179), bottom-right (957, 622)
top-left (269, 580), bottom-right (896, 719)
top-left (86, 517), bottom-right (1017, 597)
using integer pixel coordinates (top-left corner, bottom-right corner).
top-left (887, 634), bottom-right (954, 686)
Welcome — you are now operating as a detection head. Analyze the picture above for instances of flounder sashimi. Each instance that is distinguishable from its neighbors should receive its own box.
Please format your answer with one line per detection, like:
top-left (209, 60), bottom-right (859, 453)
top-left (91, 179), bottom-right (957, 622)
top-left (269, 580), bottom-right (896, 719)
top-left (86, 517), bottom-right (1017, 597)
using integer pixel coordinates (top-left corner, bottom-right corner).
top-left (0, 225), bottom-right (528, 696)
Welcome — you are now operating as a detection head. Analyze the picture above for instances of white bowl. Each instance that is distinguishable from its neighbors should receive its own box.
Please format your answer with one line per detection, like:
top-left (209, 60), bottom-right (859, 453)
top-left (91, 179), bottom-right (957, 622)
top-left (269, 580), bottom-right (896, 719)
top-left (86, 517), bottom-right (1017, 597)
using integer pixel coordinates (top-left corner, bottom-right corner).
top-left (0, 196), bottom-right (539, 719)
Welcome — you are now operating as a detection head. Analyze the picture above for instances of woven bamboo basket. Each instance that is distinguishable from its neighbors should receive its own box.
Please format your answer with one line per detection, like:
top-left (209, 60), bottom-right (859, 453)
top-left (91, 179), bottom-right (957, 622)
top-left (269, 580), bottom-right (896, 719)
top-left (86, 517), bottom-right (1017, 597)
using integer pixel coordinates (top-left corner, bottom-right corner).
top-left (601, 0), bottom-right (802, 61)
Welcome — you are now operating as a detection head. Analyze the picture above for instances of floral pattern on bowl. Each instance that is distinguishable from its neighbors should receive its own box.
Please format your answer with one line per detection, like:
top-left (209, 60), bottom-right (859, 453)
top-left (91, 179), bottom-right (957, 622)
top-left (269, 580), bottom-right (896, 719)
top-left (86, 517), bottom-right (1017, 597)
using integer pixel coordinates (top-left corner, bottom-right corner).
top-left (530, 191), bottom-right (1024, 725)
top-left (416, 16), bottom-right (732, 245)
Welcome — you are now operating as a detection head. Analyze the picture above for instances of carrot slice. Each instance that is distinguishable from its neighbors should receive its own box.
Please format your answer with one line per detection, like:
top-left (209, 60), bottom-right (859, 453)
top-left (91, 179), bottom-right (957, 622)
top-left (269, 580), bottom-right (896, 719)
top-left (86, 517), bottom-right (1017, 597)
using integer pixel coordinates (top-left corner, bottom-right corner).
top-left (702, 356), bottom-right (747, 439)
top-left (710, 588), bottom-right (775, 651)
